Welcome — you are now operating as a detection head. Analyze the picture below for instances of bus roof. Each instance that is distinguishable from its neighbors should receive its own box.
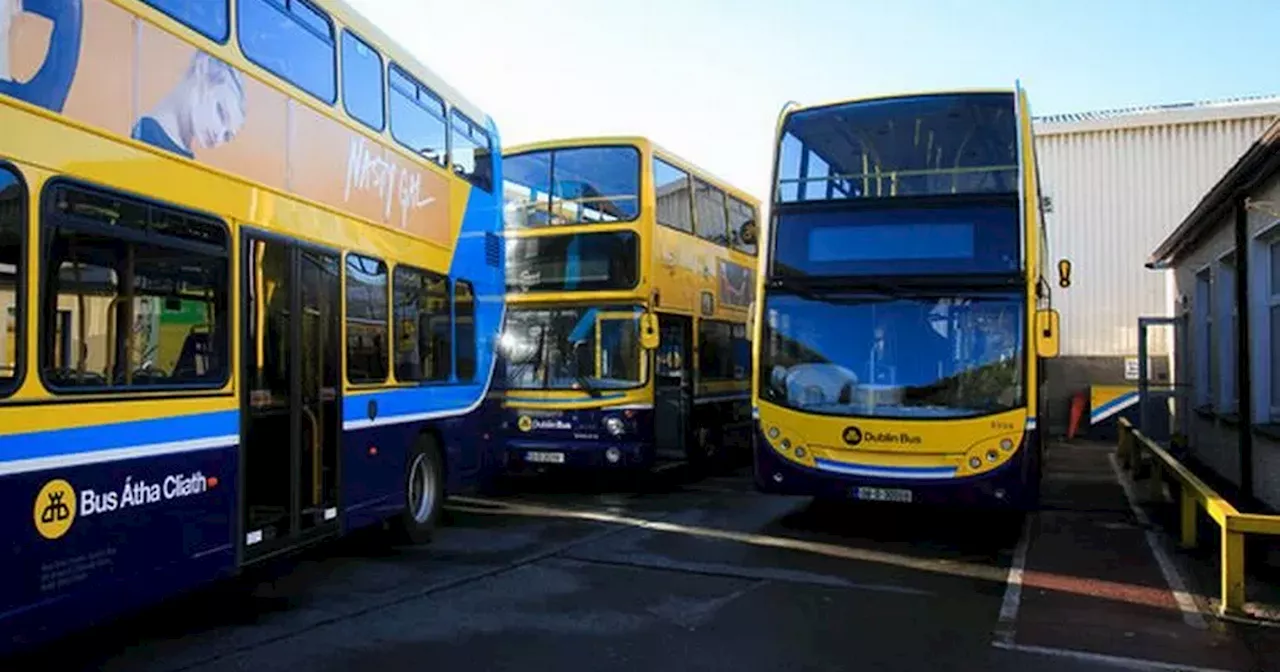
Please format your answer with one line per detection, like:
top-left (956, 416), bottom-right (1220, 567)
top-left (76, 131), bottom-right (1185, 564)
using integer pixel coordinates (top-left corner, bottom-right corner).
top-left (787, 87), bottom-right (1018, 117)
top-left (325, 0), bottom-right (492, 128)
top-left (503, 135), bottom-right (761, 206)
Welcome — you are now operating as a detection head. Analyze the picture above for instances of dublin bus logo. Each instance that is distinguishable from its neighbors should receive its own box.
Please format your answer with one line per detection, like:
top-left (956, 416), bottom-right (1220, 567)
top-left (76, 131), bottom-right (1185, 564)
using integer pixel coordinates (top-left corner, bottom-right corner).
top-left (842, 426), bottom-right (863, 446)
top-left (33, 479), bottom-right (77, 540)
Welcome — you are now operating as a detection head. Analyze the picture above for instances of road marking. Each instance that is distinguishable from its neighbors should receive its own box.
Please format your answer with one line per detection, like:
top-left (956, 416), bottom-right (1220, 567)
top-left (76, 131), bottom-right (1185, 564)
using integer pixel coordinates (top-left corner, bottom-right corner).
top-left (447, 499), bottom-right (1009, 583)
top-left (1108, 453), bottom-right (1208, 629)
top-left (993, 641), bottom-right (1237, 672)
top-left (992, 512), bottom-right (1033, 646)
top-left (565, 553), bottom-right (934, 596)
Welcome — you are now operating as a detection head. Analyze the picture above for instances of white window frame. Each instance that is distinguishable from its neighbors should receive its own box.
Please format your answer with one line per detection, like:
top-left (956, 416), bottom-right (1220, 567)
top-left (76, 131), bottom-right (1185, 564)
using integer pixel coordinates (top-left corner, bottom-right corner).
top-left (1251, 221), bottom-right (1280, 423)
top-left (1216, 251), bottom-right (1238, 414)
top-left (1193, 265), bottom-right (1214, 408)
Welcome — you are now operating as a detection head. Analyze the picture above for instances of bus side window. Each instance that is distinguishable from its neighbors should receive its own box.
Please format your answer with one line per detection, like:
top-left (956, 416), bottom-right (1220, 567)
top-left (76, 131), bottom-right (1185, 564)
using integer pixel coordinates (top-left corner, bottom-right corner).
top-left (340, 29), bottom-right (385, 131)
top-left (346, 253), bottom-right (389, 384)
top-left (652, 158), bottom-right (694, 234)
top-left (693, 179), bottom-right (729, 246)
top-left (450, 109), bottom-right (493, 192)
top-left (238, 0), bottom-right (336, 104)
top-left (393, 265), bottom-right (451, 383)
top-left (454, 280), bottom-right (476, 382)
top-left (142, 0), bottom-right (230, 41)
top-left (388, 64), bottom-right (448, 167)
top-left (41, 183), bottom-right (230, 392)
top-left (0, 166), bottom-right (24, 395)
top-left (729, 197), bottom-right (757, 255)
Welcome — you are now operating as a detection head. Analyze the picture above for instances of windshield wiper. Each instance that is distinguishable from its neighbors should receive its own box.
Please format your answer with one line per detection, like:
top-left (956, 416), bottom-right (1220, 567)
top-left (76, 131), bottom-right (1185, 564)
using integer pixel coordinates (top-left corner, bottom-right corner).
top-left (562, 335), bottom-right (603, 397)
top-left (572, 370), bottom-right (602, 398)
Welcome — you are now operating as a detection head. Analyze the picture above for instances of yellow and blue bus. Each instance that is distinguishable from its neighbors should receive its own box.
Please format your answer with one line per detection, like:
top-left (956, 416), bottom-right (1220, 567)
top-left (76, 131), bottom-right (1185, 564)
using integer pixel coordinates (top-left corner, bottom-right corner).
top-left (751, 87), bottom-right (1065, 509)
top-left (496, 137), bottom-right (760, 474)
top-left (0, 0), bottom-right (503, 652)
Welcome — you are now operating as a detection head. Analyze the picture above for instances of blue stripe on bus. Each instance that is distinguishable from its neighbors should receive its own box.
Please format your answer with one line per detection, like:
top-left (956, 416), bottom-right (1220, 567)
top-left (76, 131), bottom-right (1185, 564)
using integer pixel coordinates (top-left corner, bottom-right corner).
top-left (0, 409), bottom-right (239, 464)
top-left (344, 384), bottom-right (488, 425)
top-left (813, 457), bottom-right (957, 480)
top-left (1090, 392), bottom-right (1138, 424)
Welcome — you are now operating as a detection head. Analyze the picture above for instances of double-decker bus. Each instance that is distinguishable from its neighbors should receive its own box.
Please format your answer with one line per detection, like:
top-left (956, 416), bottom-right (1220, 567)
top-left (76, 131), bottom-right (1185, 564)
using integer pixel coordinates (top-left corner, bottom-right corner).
top-left (496, 137), bottom-right (760, 475)
top-left (0, 0), bottom-right (503, 653)
top-left (751, 87), bottom-right (1066, 509)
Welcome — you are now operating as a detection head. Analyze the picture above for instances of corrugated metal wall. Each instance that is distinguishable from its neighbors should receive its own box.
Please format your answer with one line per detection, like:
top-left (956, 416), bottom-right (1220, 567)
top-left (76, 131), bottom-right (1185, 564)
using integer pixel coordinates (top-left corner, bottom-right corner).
top-left (1034, 115), bottom-right (1275, 357)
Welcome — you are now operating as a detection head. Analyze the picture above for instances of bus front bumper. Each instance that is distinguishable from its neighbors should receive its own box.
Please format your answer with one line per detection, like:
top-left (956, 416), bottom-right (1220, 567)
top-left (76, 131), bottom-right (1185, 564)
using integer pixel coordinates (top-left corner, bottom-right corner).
top-left (498, 407), bottom-right (654, 472)
top-left (752, 426), bottom-right (1037, 509)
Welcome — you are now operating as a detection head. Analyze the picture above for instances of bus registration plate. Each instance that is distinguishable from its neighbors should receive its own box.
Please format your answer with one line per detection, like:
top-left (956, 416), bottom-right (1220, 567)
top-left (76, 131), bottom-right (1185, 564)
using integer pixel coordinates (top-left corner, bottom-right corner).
top-left (854, 487), bottom-right (912, 503)
top-left (525, 451), bottom-right (565, 464)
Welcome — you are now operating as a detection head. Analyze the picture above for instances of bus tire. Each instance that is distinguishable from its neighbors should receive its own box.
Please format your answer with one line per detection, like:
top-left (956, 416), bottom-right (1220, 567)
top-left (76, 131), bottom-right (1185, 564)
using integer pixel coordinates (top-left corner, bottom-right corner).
top-left (394, 434), bottom-right (445, 545)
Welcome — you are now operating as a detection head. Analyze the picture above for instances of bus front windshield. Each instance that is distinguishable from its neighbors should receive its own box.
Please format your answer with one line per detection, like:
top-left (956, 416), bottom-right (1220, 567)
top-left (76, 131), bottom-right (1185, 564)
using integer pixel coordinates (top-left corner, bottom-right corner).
top-left (759, 289), bottom-right (1024, 419)
top-left (503, 145), bottom-right (641, 228)
top-left (501, 305), bottom-right (646, 391)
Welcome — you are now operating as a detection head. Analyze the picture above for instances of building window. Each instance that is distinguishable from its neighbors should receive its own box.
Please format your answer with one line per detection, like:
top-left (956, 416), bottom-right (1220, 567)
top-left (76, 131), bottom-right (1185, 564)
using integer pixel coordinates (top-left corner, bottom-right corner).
top-left (345, 253), bottom-right (388, 383)
top-left (393, 265), bottom-right (451, 382)
top-left (341, 30), bottom-right (385, 131)
top-left (239, 0), bottom-right (337, 104)
top-left (1269, 240), bottom-right (1280, 422)
top-left (41, 183), bottom-right (230, 391)
top-left (1194, 268), bottom-right (1213, 407)
top-left (0, 167), bottom-right (24, 396)
top-left (1217, 256), bottom-right (1237, 413)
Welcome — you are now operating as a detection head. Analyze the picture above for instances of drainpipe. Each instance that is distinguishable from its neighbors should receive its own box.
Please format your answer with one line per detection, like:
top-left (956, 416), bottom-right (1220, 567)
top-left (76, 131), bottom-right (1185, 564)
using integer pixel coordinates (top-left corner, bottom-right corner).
top-left (1235, 198), bottom-right (1253, 501)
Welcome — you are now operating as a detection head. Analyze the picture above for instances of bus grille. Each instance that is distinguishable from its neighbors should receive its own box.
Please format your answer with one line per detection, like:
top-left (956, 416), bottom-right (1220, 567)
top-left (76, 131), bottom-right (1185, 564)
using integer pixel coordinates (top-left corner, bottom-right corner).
top-left (485, 232), bottom-right (502, 268)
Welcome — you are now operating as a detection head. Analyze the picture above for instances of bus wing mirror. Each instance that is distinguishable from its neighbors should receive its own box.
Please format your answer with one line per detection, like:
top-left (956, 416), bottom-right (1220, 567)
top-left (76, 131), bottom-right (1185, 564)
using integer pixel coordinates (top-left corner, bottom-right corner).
top-left (1036, 309), bottom-right (1061, 358)
top-left (1057, 258), bottom-right (1072, 288)
top-left (639, 313), bottom-right (660, 350)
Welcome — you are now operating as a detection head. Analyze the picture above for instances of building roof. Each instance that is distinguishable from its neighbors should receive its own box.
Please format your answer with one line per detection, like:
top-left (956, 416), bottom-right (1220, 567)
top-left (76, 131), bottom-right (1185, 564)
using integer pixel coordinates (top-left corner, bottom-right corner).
top-left (1148, 115), bottom-right (1280, 268)
top-left (1033, 94), bottom-right (1280, 136)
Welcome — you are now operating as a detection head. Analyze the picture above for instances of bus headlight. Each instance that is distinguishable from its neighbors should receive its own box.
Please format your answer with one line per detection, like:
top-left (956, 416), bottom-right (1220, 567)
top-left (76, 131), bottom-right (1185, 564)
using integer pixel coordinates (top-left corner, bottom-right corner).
top-left (969, 456), bottom-right (982, 469)
top-left (1000, 438), bottom-right (1014, 452)
top-left (603, 416), bottom-right (624, 437)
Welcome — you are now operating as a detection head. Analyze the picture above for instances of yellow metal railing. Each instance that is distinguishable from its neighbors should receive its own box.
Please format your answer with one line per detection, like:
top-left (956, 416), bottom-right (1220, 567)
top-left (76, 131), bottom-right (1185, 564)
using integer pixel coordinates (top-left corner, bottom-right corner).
top-left (1117, 417), bottom-right (1280, 616)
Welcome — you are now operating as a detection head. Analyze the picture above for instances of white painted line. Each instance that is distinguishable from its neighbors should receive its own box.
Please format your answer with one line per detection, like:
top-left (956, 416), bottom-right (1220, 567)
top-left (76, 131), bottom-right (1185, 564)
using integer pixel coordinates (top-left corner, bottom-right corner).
top-left (993, 641), bottom-right (1237, 672)
top-left (0, 435), bottom-right (238, 477)
top-left (992, 512), bottom-right (1034, 646)
top-left (1108, 453), bottom-right (1208, 630)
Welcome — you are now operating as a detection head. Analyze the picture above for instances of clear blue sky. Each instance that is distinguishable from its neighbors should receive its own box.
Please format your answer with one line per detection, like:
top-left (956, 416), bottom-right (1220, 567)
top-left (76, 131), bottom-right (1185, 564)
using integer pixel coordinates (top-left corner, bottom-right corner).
top-left (348, 0), bottom-right (1279, 200)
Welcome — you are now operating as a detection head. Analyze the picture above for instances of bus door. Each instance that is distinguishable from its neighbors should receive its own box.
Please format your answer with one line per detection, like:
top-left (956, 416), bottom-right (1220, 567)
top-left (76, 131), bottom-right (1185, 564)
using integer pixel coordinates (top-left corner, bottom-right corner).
top-left (241, 235), bottom-right (342, 561)
top-left (653, 314), bottom-right (691, 462)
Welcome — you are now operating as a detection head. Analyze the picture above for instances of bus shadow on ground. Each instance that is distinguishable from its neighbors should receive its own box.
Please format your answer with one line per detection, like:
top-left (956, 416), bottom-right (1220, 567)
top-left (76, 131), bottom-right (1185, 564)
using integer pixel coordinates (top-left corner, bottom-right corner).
top-left (770, 497), bottom-right (1026, 562)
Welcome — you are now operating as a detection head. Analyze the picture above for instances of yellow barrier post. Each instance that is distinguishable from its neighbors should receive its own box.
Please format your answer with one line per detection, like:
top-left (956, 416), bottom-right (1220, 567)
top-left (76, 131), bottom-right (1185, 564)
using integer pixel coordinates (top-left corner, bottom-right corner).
top-left (1118, 422), bottom-right (1131, 469)
top-left (1180, 484), bottom-right (1198, 549)
top-left (1221, 526), bottom-right (1246, 616)
top-left (1148, 459), bottom-right (1164, 502)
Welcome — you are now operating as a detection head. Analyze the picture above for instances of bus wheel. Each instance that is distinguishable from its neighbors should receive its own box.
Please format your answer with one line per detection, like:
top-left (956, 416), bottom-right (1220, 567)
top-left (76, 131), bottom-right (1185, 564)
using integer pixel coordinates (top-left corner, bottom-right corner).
top-left (395, 434), bottom-right (444, 545)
